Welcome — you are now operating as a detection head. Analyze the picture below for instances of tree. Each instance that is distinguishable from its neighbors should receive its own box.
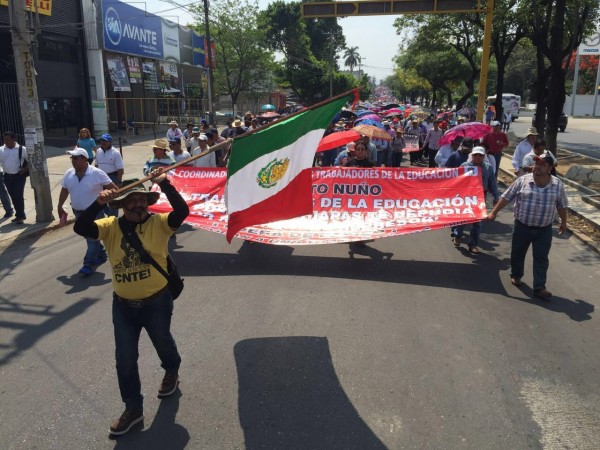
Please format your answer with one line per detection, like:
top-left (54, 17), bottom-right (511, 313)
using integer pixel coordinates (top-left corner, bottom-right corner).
top-left (468, 0), bottom-right (527, 119)
top-left (524, 0), bottom-right (599, 153)
top-left (393, 14), bottom-right (483, 110)
top-left (258, 1), bottom-right (354, 104)
top-left (191, 0), bottom-right (274, 112)
top-left (343, 46), bottom-right (360, 74)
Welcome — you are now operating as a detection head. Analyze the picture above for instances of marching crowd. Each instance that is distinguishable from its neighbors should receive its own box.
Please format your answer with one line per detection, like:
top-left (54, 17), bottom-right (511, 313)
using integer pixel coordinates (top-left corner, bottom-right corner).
top-left (0, 103), bottom-right (568, 436)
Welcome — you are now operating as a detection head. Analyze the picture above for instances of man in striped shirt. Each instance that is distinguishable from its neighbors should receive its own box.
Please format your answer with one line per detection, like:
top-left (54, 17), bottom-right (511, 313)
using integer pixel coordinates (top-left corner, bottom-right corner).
top-left (487, 152), bottom-right (567, 300)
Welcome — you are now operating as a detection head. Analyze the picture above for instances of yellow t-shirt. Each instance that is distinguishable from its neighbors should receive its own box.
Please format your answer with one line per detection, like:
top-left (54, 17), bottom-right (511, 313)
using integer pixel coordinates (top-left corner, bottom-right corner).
top-left (96, 214), bottom-right (173, 300)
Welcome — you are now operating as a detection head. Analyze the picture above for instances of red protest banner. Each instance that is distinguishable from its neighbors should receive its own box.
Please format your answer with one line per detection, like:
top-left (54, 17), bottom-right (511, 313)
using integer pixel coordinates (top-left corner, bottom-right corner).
top-left (149, 167), bottom-right (487, 245)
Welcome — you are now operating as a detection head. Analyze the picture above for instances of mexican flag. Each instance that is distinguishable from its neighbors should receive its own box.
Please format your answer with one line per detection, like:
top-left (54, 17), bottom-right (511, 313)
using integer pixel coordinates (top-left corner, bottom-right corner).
top-left (225, 92), bottom-right (356, 242)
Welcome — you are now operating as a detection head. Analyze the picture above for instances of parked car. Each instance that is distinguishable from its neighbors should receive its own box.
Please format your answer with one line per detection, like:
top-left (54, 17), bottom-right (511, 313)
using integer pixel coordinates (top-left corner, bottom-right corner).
top-left (532, 113), bottom-right (568, 132)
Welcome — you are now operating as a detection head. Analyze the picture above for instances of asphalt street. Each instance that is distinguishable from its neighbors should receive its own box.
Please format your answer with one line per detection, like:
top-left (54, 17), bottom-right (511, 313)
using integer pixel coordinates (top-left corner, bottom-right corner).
top-left (1, 205), bottom-right (599, 449)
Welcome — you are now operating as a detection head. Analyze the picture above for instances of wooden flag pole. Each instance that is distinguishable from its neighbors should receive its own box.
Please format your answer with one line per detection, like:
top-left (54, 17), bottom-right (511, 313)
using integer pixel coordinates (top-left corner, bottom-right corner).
top-left (112, 138), bottom-right (233, 195)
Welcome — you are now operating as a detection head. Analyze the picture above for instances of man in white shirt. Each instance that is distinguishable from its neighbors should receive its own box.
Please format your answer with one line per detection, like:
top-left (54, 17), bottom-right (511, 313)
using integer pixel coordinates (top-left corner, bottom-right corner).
top-left (166, 120), bottom-right (183, 141)
top-left (512, 127), bottom-right (538, 176)
top-left (0, 156), bottom-right (13, 219)
top-left (95, 134), bottom-right (124, 186)
top-left (192, 135), bottom-right (216, 168)
top-left (0, 131), bottom-right (28, 223)
top-left (435, 136), bottom-right (463, 167)
top-left (58, 148), bottom-right (118, 275)
top-left (168, 137), bottom-right (192, 165)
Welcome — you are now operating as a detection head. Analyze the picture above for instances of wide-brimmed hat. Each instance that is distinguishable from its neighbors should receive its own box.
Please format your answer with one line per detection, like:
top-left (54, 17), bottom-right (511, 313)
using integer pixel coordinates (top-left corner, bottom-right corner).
top-left (109, 179), bottom-right (160, 209)
top-left (169, 120), bottom-right (178, 126)
top-left (152, 139), bottom-right (169, 150)
top-left (526, 127), bottom-right (538, 137)
top-left (232, 119), bottom-right (244, 127)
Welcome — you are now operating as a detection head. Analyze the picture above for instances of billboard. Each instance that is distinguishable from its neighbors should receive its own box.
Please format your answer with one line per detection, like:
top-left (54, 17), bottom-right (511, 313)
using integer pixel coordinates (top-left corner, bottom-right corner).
top-left (579, 32), bottom-right (600, 55)
top-left (161, 18), bottom-right (180, 62)
top-left (0, 0), bottom-right (52, 16)
top-left (102, 0), bottom-right (163, 58)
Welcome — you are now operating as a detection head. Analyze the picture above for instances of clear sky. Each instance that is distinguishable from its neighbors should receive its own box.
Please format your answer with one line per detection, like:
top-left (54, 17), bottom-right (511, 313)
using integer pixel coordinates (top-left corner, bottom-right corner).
top-left (143, 0), bottom-right (399, 83)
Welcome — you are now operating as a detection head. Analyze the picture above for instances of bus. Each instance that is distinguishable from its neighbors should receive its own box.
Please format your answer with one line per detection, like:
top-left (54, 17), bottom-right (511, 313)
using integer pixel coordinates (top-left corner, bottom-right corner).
top-left (486, 93), bottom-right (521, 120)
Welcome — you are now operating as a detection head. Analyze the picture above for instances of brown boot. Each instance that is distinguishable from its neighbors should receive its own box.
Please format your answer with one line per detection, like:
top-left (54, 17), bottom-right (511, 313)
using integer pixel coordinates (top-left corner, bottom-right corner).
top-left (158, 370), bottom-right (179, 398)
top-left (109, 409), bottom-right (144, 436)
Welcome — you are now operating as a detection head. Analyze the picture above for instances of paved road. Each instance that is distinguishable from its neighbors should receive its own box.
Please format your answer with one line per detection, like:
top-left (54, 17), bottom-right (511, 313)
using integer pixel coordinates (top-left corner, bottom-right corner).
top-left (1, 208), bottom-right (599, 449)
top-left (510, 111), bottom-right (600, 159)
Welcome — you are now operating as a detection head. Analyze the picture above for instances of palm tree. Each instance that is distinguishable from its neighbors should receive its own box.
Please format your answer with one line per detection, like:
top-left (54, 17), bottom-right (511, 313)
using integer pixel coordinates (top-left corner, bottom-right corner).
top-left (343, 46), bottom-right (361, 75)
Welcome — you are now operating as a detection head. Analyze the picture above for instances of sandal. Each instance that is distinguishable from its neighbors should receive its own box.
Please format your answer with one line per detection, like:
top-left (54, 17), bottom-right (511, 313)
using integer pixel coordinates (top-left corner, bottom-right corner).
top-left (534, 288), bottom-right (552, 299)
top-left (510, 277), bottom-right (521, 287)
top-left (468, 246), bottom-right (479, 254)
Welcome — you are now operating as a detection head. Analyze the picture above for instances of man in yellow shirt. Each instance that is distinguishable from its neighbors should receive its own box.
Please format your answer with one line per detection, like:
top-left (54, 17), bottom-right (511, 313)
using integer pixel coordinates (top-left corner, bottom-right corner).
top-left (74, 169), bottom-right (189, 436)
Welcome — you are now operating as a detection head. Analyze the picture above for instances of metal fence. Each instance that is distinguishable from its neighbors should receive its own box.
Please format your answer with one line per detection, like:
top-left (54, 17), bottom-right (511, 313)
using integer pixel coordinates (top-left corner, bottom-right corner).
top-left (105, 97), bottom-right (210, 135)
top-left (0, 83), bottom-right (24, 140)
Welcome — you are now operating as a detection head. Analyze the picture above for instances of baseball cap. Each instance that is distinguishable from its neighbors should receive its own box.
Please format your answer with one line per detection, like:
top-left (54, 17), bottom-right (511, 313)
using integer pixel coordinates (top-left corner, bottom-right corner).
top-left (533, 152), bottom-right (555, 165)
top-left (198, 134), bottom-right (208, 141)
top-left (100, 133), bottom-right (112, 142)
top-left (192, 127), bottom-right (200, 133)
top-left (201, 119), bottom-right (208, 125)
top-left (66, 148), bottom-right (89, 158)
top-left (471, 146), bottom-right (486, 155)
top-left (204, 131), bottom-right (214, 138)
top-left (491, 120), bottom-right (501, 127)
top-left (168, 137), bottom-right (181, 144)
top-left (461, 138), bottom-right (474, 148)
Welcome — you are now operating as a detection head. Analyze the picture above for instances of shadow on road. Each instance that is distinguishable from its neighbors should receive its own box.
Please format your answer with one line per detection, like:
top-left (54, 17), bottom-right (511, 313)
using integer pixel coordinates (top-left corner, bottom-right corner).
top-left (234, 336), bottom-right (386, 450)
top-left (507, 284), bottom-right (594, 322)
top-left (0, 296), bottom-right (99, 366)
top-left (112, 390), bottom-right (189, 449)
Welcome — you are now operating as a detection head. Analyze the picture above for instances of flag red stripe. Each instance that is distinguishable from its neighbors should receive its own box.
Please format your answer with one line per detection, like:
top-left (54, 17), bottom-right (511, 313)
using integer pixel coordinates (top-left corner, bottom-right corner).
top-left (226, 169), bottom-right (313, 242)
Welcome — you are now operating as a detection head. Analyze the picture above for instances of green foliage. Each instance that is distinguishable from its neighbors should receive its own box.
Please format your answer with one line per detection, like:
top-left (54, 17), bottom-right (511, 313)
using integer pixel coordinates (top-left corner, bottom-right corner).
top-left (190, 0), bottom-right (273, 109)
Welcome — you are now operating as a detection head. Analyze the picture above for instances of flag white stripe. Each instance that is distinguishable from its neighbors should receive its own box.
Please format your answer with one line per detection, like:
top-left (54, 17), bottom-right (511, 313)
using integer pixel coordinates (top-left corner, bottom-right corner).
top-left (226, 128), bottom-right (324, 214)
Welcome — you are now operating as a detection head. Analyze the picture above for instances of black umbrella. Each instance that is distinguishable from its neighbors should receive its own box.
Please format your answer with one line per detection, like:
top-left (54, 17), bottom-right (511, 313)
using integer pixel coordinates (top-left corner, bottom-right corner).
top-left (382, 103), bottom-right (400, 110)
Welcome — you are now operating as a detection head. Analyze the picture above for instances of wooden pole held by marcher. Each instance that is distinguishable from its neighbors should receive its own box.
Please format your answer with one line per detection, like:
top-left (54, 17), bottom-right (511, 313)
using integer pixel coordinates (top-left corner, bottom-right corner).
top-left (112, 138), bottom-right (233, 195)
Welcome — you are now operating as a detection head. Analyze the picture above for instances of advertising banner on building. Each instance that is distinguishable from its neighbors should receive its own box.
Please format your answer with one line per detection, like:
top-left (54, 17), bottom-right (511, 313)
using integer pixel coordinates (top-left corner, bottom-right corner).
top-left (102, 0), bottom-right (163, 59)
top-left (159, 60), bottom-right (181, 96)
top-left (127, 56), bottom-right (142, 83)
top-left (149, 167), bottom-right (487, 245)
top-left (0, 0), bottom-right (52, 16)
top-left (142, 59), bottom-right (160, 94)
top-left (161, 18), bottom-right (180, 62)
top-left (106, 53), bottom-right (131, 92)
top-left (192, 31), bottom-right (205, 68)
top-left (179, 27), bottom-right (195, 66)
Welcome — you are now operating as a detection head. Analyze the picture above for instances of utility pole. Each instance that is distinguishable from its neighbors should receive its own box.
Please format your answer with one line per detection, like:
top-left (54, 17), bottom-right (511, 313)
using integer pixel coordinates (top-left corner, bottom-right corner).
top-left (203, 0), bottom-right (216, 126)
top-left (358, 57), bottom-right (366, 78)
top-left (8, 0), bottom-right (54, 222)
top-left (323, 32), bottom-right (337, 98)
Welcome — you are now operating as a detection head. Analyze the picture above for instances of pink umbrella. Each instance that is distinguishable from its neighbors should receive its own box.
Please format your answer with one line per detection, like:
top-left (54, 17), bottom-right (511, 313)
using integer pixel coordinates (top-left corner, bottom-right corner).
top-left (438, 122), bottom-right (492, 146)
top-left (317, 129), bottom-right (361, 152)
top-left (385, 108), bottom-right (404, 115)
top-left (358, 114), bottom-right (381, 122)
top-left (261, 111), bottom-right (281, 119)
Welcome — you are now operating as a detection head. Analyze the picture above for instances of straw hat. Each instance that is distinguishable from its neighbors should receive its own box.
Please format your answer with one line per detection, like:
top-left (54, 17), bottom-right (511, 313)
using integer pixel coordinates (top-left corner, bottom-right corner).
top-left (109, 179), bottom-right (160, 209)
top-left (152, 139), bottom-right (169, 150)
top-left (169, 120), bottom-right (178, 126)
top-left (525, 127), bottom-right (539, 137)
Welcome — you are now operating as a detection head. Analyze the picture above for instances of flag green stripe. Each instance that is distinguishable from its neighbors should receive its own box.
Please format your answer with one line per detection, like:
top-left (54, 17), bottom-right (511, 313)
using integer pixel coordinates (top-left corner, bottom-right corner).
top-left (227, 95), bottom-right (352, 178)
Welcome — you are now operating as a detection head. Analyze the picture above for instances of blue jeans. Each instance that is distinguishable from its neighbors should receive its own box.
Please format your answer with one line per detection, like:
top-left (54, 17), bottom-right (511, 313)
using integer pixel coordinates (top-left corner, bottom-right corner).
top-left (390, 152), bottom-right (403, 167)
top-left (112, 290), bottom-right (181, 411)
top-left (491, 152), bottom-right (502, 178)
top-left (452, 221), bottom-right (482, 246)
top-left (73, 209), bottom-right (107, 266)
top-left (3, 173), bottom-right (26, 219)
top-left (511, 220), bottom-right (552, 290)
top-left (0, 172), bottom-right (13, 215)
top-left (376, 149), bottom-right (390, 167)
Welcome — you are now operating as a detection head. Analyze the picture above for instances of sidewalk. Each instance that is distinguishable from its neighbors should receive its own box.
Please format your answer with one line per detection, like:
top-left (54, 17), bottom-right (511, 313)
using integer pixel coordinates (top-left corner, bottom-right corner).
top-left (1, 131), bottom-right (599, 254)
top-left (0, 132), bottom-right (161, 244)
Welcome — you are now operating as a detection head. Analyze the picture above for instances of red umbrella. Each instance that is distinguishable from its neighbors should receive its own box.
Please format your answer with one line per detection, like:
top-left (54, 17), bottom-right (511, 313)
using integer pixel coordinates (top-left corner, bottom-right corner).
top-left (317, 129), bottom-right (361, 152)
top-left (385, 108), bottom-right (404, 115)
top-left (438, 122), bottom-right (492, 146)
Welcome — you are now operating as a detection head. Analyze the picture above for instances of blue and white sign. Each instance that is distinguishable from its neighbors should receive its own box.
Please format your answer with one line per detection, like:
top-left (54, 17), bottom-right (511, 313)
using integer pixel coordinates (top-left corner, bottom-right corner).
top-left (102, 0), bottom-right (164, 59)
top-left (579, 32), bottom-right (600, 55)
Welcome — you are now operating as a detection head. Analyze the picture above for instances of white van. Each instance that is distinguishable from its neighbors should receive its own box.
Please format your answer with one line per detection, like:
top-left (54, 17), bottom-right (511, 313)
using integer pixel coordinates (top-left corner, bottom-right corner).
top-left (486, 93), bottom-right (521, 120)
